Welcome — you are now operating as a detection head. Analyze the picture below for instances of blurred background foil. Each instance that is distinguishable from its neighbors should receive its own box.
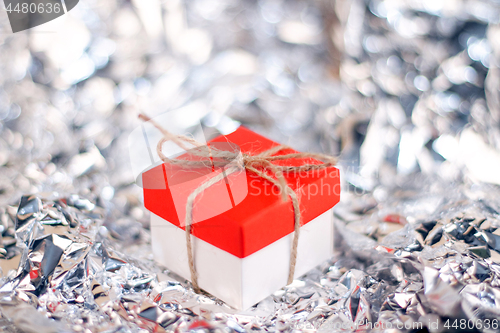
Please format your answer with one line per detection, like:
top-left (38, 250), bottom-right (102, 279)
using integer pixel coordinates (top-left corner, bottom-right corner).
top-left (1, 0), bottom-right (500, 332)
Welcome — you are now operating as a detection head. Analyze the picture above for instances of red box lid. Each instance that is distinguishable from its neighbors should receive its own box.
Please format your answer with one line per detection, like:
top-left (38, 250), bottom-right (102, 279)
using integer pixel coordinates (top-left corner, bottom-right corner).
top-left (143, 126), bottom-right (340, 258)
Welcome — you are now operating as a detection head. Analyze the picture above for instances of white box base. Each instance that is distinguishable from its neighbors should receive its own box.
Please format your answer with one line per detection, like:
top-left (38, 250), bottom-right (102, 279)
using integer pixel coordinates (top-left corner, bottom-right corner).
top-left (150, 209), bottom-right (334, 310)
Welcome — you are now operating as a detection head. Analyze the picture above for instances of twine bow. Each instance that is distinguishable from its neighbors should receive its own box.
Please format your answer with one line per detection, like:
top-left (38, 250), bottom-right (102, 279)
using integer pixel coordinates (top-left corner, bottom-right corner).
top-left (139, 114), bottom-right (336, 292)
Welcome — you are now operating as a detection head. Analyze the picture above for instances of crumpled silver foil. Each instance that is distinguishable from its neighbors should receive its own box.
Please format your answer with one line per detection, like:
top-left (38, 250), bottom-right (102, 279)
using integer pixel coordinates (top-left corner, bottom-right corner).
top-left (1, 0), bottom-right (500, 331)
top-left (3, 186), bottom-right (500, 332)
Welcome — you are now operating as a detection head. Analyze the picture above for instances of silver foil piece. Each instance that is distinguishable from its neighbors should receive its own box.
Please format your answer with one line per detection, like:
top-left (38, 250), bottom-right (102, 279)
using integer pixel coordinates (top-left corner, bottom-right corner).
top-left (1, 0), bottom-right (500, 331)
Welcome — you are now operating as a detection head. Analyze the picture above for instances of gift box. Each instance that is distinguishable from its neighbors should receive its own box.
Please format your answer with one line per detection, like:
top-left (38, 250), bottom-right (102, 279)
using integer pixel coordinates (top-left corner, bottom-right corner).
top-left (142, 126), bottom-right (340, 309)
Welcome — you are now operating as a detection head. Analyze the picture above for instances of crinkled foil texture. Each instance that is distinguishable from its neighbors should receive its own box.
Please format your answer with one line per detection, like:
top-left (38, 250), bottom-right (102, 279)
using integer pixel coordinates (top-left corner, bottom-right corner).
top-left (1, 0), bottom-right (500, 332)
top-left (2, 186), bottom-right (500, 332)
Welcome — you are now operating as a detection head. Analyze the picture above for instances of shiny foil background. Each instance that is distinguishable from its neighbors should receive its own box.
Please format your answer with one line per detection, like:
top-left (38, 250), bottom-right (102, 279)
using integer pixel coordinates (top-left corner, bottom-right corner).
top-left (1, 0), bottom-right (500, 332)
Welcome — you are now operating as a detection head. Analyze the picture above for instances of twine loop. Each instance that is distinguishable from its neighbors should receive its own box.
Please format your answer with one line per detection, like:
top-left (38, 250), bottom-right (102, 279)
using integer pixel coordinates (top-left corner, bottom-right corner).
top-left (140, 114), bottom-right (336, 293)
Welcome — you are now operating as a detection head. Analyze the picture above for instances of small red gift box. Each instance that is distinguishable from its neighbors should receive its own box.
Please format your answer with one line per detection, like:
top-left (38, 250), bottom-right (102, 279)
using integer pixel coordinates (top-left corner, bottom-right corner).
top-left (143, 126), bottom-right (340, 309)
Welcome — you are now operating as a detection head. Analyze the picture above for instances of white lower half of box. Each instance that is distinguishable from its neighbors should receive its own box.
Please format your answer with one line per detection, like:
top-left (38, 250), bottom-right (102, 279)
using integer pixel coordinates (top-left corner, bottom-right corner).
top-left (150, 209), bottom-right (334, 310)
